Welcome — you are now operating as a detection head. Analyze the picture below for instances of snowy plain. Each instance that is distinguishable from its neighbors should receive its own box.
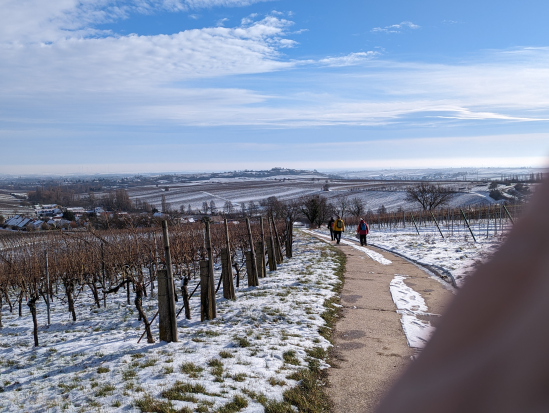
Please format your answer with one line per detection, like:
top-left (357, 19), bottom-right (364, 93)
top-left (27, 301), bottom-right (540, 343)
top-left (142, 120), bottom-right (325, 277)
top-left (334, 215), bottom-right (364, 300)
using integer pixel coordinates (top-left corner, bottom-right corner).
top-left (0, 233), bottom-right (341, 413)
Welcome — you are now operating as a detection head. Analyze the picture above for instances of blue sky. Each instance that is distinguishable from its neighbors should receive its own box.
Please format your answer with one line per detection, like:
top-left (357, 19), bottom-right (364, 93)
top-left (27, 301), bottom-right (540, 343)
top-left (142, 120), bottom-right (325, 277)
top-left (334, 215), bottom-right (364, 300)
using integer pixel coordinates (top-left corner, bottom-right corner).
top-left (1, 0), bottom-right (548, 174)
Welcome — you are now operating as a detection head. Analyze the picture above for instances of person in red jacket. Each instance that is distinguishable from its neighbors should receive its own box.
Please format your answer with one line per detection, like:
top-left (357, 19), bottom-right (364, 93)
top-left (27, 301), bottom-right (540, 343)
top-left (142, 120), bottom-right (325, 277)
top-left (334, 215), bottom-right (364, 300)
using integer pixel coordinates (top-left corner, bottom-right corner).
top-left (356, 218), bottom-right (369, 246)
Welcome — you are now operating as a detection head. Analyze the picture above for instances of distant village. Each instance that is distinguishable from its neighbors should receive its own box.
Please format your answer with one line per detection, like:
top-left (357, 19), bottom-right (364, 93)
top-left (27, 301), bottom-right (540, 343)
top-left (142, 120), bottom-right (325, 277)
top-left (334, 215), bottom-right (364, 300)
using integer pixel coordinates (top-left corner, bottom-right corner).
top-left (0, 204), bottom-right (206, 232)
top-left (0, 197), bottom-right (257, 232)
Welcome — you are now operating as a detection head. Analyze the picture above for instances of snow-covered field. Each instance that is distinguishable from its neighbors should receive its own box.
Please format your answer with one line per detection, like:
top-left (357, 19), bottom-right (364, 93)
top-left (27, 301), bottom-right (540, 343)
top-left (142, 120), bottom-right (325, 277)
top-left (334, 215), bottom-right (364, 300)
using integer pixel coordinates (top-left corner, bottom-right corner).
top-left (0, 233), bottom-right (342, 413)
top-left (315, 224), bottom-right (506, 287)
top-left (125, 179), bottom-right (510, 217)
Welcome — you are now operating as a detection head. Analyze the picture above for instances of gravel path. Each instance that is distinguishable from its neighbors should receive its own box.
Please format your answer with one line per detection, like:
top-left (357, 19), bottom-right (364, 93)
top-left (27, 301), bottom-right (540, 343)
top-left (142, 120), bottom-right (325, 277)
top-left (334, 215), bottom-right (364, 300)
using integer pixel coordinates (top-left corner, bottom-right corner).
top-left (316, 236), bottom-right (455, 413)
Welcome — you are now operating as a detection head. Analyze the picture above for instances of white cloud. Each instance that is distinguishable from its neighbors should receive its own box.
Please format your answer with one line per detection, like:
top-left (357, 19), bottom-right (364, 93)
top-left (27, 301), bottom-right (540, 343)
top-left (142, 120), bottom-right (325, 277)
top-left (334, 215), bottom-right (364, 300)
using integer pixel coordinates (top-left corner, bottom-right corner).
top-left (1, 0), bottom-right (548, 135)
top-left (0, 0), bottom-right (274, 43)
top-left (217, 17), bottom-right (229, 26)
top-left (0, 16), bottom-right (295, 94)
top-left (371, 21), bottom-right (420, 34)
top-left (318, 51), bottom-right (378, 67)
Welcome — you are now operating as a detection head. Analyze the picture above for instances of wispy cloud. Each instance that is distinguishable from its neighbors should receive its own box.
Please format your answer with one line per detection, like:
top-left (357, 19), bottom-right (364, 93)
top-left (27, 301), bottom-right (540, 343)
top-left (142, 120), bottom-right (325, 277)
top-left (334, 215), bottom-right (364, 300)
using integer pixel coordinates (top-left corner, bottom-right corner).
top-left (318, 51), bottom-right (378, 67)
top-left (371, 21), bottom-right (420, 34)
top-left (0, 0), bottom-right (275, 44)
top-left (216, 17), bottom-right (229, 26)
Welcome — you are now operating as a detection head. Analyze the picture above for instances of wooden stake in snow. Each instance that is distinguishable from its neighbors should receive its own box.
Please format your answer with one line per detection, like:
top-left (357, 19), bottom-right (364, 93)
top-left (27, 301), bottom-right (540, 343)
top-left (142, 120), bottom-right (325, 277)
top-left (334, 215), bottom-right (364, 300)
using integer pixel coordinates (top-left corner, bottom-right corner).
top-left (285, 217), bottom-right (293, 258)
top-left (222, 219), bottom-right (236, 299)
top-left (429, 211), bottom-right (445, 239)
top-left (259, 216), bottom-right (267, 276)
top-left (503, 204), bottom-right (515, 225)
top-left (245, 217), bottom-right (259, 287)
top-left (271, 216), bottom-right (284, 264)
top-left (267, 219), bottom-right (277, 272)
top-left (200, 260), bottom-right (215, 321)
top-left (410, 213), bottom-right (420, 235)
top-left (181, 277), bottom-right (191, 320)
top-left (203, 219), bottom-right (217, 320)
top-left (45, 250), bottom-right (51, 326)
top-left (159, 220), bottom-right (178, 342)
top-left (255, 241), bottom-right (265, 279)
top-left (460, 209), bottom-right (477, 243)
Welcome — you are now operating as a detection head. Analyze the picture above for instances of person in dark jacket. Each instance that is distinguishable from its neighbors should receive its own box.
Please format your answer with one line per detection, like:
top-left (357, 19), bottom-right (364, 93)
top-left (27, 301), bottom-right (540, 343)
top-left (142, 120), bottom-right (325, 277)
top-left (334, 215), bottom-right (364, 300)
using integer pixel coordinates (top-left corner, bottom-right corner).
top-left (328, 217), bottom-right (335, 240)
top-left (333, 216), bottom-right (345, 244)
top-left (356, 218), bottom-right (369, 246)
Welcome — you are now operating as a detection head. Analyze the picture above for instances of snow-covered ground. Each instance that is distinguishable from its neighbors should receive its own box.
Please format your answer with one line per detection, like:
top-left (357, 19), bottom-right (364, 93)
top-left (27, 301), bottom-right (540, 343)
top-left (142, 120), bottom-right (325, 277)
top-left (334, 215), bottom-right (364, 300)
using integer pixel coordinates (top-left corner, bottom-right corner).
top-left (310, 224), bottom-right (506, 352)
top-left (0, 233), bottom-right (341, 413)
top-left (315, 224), bottom-right (506, 287)
top-left (389, 275), bottom-right (435, 349)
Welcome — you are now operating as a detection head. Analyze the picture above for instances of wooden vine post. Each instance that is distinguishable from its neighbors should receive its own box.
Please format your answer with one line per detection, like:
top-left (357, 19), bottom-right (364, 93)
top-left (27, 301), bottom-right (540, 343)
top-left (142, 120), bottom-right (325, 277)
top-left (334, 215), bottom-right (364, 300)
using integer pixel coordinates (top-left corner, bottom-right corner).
top-left (245, 217), bottom-right (259, 287)
top-left (285, 216), bottom-right (293, 258)
top-left (429, 211), bottom-right (445, 239)
top-left (158, 220), bottom-right (178, 342)
top-left (201, 219), bottom-right (217, 320)
top-left (255, 242), bottom-right (264, 279)
top-left (410, 213), bottom-right (420, 235)
top-left (199, 261), bottom-right (212, 321)
top-left (182, 277), bottom-right (191, 319)
top-left (101, 242), bottom-right (107, 308)
top-left (459, 209), bottom-right (478, 243)
top-left (222, 219), bottom-right (236, 299)
top-left (503, 204), bottom-right (514, 225)
top-left (267, 217), bottom-right (277, 271)
top-left (271, 216), bottom-right (283, 264)
top-left (259, 217), bottom-right (267, 277)
top-left (45, 250), bottom-right (51, 326)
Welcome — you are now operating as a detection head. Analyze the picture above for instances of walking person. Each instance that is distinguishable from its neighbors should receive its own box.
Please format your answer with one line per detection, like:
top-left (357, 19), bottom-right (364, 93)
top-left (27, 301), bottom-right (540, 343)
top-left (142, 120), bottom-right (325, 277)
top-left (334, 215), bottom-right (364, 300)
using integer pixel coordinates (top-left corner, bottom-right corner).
top-left (328, 217), bottom-right (335, 240)
top-left (356, 218), bottom-right (369, 246)
top-left (333, 215), bottom-right (345, 244)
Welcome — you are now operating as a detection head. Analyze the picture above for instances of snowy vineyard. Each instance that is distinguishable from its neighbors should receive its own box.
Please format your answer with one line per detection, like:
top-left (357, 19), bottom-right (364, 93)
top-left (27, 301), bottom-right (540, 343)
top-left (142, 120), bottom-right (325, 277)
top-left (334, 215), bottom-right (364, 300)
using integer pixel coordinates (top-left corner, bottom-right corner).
top-left (344, 202), bottom-right (521, 239)
top-left (0, 228), bottom-right (344, 413)
top-left (317, 211), bottom-right (510, 288)
top-left (0, 218), bottom-right (291, 340)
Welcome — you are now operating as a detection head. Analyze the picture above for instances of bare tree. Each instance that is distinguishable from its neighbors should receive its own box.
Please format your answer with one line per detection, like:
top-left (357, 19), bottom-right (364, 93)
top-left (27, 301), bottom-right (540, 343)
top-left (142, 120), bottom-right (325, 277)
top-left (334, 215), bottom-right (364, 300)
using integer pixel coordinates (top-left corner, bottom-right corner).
top-left (223, 200), bottom-right (234, 215)
top-left (314, 198), bottom-right (331, 228)
top-left (209, 200), bottom-right (217, 215)
top-left (248, 201), bottom-right (258, 216)
top-left (332, 194), bottom-right (350, 218)
top-left (202, 201), bottom-right (209, 214)
top-left (283, 198), bottom-right (301, 222)
top-left (300, 195), bottom-right (329, 228)
top-left (349, 197), bottom-right (365, 220)
top-left (261, 196), bottom-right (286, 219)
top-left (405, 183), bottom-right (456, 211)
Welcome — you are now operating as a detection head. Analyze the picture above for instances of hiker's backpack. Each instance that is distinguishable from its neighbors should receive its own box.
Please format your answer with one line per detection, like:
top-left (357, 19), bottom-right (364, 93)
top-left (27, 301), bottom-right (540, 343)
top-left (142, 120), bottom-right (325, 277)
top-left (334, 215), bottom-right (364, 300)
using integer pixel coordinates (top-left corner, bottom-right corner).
top-left (336, 220), bottom-right (343, 229)
top-left (360, 222), bottom-right (367, 231)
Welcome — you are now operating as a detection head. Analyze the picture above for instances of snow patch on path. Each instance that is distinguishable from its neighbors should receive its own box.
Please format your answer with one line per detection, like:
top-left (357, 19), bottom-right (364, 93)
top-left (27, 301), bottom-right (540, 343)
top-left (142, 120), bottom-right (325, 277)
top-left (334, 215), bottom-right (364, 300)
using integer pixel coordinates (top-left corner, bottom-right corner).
top-left (389, 275), bottom-right (436, 349)
top-left (305, 230), bottom-right (392, 265)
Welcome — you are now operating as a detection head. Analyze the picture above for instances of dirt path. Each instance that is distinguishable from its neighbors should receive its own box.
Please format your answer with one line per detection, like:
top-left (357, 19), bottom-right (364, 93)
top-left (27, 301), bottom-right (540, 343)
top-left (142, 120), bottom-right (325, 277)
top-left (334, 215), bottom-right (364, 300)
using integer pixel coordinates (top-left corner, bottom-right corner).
top-left (314, 234), bottom-right (455, 413)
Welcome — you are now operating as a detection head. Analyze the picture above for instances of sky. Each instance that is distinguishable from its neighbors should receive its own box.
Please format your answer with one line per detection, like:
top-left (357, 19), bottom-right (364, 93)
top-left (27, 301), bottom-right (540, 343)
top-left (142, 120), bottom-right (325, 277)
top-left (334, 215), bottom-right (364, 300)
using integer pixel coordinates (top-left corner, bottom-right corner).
top-left (1, 0), bottom-right (549, 175)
